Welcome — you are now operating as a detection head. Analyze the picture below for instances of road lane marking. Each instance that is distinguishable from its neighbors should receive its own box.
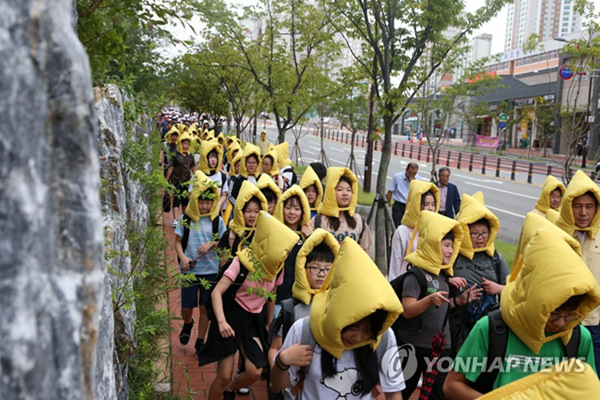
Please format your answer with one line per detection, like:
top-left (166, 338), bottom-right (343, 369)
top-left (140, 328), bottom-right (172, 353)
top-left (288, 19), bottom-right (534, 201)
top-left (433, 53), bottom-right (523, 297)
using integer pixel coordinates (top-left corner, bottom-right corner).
top-left (486, 205), bottom-right (525, 218)
top-left (455, 174), bottom-right (503, 184)
top-left (463, 182), bottom-right (538, 200)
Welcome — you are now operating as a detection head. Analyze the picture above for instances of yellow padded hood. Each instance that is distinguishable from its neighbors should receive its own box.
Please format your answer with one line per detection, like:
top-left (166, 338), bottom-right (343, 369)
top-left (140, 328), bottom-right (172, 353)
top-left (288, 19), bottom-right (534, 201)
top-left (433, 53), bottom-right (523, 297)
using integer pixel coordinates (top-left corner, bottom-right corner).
top-left (198, 140), bottom-right (224, 175)
top-left (501, 228), bottom-right (600, 354)
top-left (404, 211), bottom-right (464, 276)
top-left (299, 166), bottom-right (323, 210)
top-left (217, 132), bottom-right (225, 145)
top-left (293, 229), bottom-right (340, 305)
top-left (545, 208), bottom-right (560, 224)
top-left (274, 184), bottom-right (311, 228)
top-left (165, 126), bottom-right (181, 143)
top-left (514, 212), bottom-right (581, 272)
top-left (229, 181), bottom-right (268, 237)
top-left (175, 123), bottom-right (188, 133)
top-left (177, 131), bottom-right (194, 155)
top-left (229, 151), bottom-right (243, 177)
top-left (226, 141), bottom-right (242, 164)
top-left (556, 170), bottom-right (600, 238)
top-left (237, 212), bottom-right (300, 282)
top-left (257, 174), bottom-right (282, 205)
top-left (261, 148), bottom-right (281, 176)
top-left (310, 238), bottom-right (403, 359)
top-left (186, 171), bottom-right (220, 222)
top-left (535, 175), bottom-right (565, 214)
top-left (239, 143), bottom-right (262, 178)
top-left (455, 192), bottom-right (499, 258)
top-left (275, 142), bottom-right (292, 168)
top-left (400, 180), bottom-right (440, 228)
top-left (479, 360), bottom-right (600, 400)
top-left (318, 168), bottom-right (358, 218)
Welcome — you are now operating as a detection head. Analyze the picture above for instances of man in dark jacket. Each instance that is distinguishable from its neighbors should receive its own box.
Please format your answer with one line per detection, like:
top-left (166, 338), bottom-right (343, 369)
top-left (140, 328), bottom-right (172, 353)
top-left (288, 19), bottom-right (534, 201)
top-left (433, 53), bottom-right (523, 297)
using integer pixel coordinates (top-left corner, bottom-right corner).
top-left (436, 167), bottom-right (461, 219)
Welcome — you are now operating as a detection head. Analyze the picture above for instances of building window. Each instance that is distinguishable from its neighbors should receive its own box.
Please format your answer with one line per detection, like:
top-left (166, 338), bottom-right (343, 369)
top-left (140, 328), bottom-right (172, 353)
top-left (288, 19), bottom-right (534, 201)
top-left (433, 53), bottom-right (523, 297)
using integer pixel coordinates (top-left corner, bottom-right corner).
top-left (517, 58), bottom-right (523, 66)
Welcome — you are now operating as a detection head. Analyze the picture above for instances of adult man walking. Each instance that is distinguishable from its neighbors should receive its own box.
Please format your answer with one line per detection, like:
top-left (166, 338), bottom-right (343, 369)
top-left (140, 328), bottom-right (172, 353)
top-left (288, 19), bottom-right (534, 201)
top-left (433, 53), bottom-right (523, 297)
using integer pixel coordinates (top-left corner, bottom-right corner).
top-left (556, 170), bottom-right (600, 375)
top-left (435, 167), bottom-right (461, 218)
top-left (387, 162), bottom-right (420, 227)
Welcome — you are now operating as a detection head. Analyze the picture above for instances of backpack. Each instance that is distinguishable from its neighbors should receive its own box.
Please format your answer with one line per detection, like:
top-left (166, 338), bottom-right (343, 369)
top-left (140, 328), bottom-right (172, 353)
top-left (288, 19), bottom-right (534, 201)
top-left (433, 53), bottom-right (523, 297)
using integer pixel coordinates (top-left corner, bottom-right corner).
top-left (469, 309), bottom-right (582, 394)
top-left (289, 165), bottom-right (298, 186)
top-left (314, 213), bottom-right (368, 242)
top-left (178, 214), bottom-right (221, 263)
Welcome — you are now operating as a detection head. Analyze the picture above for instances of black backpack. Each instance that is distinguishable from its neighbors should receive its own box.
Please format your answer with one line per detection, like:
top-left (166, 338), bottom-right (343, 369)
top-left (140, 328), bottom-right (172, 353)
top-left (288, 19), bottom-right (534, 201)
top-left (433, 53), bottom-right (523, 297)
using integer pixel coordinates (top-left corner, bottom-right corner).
top-left (389, 267), bottom-right (431, 332)
top-left (469, 309), bottom-right (582, 394)
top-left (289, 165), bottom-right (298, 186)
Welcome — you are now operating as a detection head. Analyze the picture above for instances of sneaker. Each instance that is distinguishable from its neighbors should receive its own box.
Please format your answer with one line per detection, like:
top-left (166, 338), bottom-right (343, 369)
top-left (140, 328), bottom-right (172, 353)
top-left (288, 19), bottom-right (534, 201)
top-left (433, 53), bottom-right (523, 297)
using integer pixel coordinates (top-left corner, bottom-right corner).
top-left (172, 220), bottom-right (178, 228)
top-left (178, 319), bottom-right (194, 345)
top-left (237, 387), bottom-right (250, 395)
top-left (222, 389), bottom-right (236, 400)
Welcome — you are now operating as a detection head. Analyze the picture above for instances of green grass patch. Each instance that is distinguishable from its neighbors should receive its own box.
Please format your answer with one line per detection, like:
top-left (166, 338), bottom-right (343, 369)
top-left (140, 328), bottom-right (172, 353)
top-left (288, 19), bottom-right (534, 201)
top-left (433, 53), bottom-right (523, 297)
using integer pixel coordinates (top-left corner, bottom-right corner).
top-left (357, 187), bottom-right (376, 206)
top-left (291, 163), bottom-right (307, 176)
top-left (495, 239), bottom-right (517, 270)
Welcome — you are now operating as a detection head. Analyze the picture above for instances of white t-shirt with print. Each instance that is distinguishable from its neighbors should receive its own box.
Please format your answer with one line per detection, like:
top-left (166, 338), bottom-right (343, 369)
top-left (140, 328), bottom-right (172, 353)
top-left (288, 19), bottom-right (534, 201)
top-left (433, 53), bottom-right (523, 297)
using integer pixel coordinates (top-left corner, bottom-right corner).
top-left (278, 318), bottom-right (405, 399)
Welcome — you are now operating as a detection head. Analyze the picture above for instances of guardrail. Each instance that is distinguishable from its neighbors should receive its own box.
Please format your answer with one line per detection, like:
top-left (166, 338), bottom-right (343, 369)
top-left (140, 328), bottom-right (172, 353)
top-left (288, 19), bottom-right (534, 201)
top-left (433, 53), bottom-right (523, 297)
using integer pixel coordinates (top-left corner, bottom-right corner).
top-left (316, 128), bottom-right (595, 184)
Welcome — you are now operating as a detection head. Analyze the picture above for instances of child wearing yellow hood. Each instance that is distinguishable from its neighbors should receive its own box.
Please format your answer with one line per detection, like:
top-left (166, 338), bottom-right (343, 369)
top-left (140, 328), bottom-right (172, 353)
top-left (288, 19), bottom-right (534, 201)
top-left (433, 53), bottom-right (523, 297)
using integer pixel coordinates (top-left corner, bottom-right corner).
top-left (444, 226), bottom-right (600, 398)
top-left (165, 132), bottom-right (198, 227)
top-left (174, 172), bottom-right (227, 355)
top-left (310, 167), bottom-right (373, 252)
top-left (271, 238), bottom-right (404, 399)
top-left (197, 140), bottom-right (228, 213)
top-left (199, 212), bottom-right (300, 400)
top-left (531, 175), bottom-right (565, 216)
top-left (395, 211), bottom-right (481, 399)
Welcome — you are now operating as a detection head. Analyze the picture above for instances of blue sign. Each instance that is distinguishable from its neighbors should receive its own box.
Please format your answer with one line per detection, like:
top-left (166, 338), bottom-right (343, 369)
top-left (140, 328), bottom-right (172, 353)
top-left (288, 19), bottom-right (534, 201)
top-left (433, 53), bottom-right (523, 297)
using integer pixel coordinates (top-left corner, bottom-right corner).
top-left (499, 122), bottom-right (507, 129)
top-left (559, 65), bottom-right (574, 80)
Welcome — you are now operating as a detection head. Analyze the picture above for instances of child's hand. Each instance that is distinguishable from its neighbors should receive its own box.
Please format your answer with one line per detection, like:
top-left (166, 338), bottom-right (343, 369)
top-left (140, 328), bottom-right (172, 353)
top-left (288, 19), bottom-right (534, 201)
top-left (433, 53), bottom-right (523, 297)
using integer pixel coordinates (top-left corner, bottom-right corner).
top-left (197, 242), bottom-right (213, 256)
top-left (301, 224), bottom-right (313, 238)
top-left (181, 256), bottom-right (193, 271)
top-left (448, 277), bottom-right (467, 290)
top-left (428, 291), bottom-right (449, 307)
top-left (460, 285), bottom-right (483, 305)
top-left (218, 321), bottom-right (235, 338)
top-left (279, 344), bottom-right (313, 367)
top-left (482, 278), bottom-right (503, 295)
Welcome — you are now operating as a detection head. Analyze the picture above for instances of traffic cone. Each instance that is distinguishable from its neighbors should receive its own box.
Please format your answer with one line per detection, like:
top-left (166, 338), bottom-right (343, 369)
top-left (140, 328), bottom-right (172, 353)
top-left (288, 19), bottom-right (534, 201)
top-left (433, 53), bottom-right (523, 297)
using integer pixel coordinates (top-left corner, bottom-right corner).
top-left (409, 133), bottom-right (414, 144)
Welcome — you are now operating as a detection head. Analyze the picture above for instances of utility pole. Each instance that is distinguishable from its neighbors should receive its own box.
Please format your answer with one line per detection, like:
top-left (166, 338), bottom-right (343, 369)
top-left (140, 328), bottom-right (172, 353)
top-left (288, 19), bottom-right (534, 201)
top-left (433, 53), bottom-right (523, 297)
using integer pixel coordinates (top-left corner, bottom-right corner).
top-left (364, 83), bottom-right (376, 192)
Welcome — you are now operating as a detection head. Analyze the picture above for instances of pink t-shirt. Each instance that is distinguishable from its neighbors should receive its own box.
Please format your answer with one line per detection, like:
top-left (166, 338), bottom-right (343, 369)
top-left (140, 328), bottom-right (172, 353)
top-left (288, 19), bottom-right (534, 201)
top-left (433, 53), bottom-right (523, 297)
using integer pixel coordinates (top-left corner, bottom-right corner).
top-left (224, 257), bottom-right (283, 313)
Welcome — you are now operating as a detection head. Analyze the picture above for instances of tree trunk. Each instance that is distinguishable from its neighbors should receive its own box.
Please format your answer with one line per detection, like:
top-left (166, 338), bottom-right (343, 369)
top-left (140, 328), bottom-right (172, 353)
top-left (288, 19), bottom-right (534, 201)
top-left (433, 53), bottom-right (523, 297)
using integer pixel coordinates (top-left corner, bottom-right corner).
top-left (278, 128), bottom-right (286, 144)
top-left (374, 105), bottom-right (395, 273)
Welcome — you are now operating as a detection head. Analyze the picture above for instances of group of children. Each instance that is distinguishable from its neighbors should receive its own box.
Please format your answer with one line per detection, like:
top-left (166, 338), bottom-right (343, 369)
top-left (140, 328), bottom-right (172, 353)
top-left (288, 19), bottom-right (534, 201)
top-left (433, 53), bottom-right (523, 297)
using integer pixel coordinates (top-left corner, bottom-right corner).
top-left (162, 110), bottom-right (600, 400)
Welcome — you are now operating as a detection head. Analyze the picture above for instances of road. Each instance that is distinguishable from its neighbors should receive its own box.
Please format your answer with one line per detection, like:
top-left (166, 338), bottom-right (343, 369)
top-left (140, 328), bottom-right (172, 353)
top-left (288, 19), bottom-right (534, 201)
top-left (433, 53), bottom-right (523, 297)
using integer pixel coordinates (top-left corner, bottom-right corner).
top-left (261, 127), bottom-right (545, 245)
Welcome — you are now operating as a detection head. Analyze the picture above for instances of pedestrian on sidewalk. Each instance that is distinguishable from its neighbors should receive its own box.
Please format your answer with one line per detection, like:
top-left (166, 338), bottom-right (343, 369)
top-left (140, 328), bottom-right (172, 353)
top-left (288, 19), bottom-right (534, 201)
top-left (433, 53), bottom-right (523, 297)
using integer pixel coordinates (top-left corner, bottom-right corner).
top-left (387, 163), bottom-right (420, 228)
top-left (165, 131), bottom-right (197, 227)
top-left (174, 172), bottom-right (227, 355)
top-left (435, 167), bottom-right (461, 219)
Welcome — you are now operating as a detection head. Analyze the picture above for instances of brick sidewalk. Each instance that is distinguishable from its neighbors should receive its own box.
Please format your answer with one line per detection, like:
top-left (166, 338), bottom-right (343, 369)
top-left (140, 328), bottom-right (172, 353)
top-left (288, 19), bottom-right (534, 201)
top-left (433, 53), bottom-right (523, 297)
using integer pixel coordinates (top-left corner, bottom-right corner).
top-left (164, 212), bottom-right (419, 400)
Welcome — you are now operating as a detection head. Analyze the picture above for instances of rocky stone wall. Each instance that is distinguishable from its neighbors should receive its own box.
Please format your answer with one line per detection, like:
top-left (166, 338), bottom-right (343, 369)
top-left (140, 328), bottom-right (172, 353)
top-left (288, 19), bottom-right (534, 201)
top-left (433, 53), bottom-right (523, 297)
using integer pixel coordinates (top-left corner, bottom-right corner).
top-left (0, 1), bottom-right (105, 399)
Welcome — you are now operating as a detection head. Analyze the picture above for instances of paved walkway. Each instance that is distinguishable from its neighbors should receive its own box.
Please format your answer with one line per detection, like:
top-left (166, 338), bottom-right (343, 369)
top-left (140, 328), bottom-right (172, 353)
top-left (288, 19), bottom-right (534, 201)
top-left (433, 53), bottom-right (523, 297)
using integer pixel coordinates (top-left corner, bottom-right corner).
top-left (164, 212), bottom-right (419, 399)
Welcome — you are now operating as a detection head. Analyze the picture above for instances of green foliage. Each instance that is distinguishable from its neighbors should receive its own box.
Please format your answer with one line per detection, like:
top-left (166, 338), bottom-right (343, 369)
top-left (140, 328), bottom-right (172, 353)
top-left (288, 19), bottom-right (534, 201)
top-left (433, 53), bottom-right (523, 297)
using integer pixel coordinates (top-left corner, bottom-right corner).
top-left (495, 239), bottom-right (517, 270)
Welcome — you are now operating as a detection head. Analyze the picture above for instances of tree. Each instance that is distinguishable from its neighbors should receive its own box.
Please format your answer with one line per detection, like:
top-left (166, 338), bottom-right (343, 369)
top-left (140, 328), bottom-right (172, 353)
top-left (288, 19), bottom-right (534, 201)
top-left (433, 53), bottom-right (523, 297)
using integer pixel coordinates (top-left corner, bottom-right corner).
top-left (333, 0), bottom-right (510, 270)
top-left (197, 0), bottom-right (345, 143)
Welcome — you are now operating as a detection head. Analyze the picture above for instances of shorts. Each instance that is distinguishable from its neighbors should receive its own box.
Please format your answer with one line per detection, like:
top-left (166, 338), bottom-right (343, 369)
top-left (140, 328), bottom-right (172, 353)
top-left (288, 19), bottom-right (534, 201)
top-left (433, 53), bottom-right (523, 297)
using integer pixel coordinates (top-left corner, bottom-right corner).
top-left (172, 183), bottom-right (190, 207)
top-left (181, 273), bottom-right (218, 308)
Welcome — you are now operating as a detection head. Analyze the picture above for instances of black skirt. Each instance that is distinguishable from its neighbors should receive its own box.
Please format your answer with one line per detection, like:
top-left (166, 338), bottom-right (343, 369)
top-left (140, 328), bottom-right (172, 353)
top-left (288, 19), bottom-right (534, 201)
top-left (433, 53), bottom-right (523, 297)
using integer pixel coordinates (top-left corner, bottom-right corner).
top-left (197, 297), bottom-right (268, 368)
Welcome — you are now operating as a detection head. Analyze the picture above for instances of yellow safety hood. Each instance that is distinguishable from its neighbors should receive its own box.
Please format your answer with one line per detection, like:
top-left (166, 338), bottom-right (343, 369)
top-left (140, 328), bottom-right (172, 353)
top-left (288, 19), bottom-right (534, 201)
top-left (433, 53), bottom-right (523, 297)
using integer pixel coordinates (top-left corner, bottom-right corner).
top-left (513, 212), bottom-right (581, 272)
top-left (275, 142), bottom-right (292, 168)
top-left (479, 360), bottom-right (600, 400)
top-left (261, 148), bottom-right (281, 176)
top-left (229, 181), bottom-right (268, 237)
top-left (400, 180), bottom-right (440, 228)
top-left (177, 131), bottom-right (194, 155)
top-left (310, 238), bottom-right (403, 359)
top-left (274, 184), bottom-right (311, 228)
top-left (186, 171), bottom-right (220, 222)
top-left (257, 174), bottom-right (282, 207)
top-left (318, 167), bottom-right (358, 218)
top-left (501, 228), bottom-right (600, 354)
top-left (405, 210), bottom-right (463, 276)
top-left (165, 126), bottom-right (180, 143)
top-left (293, 229), bottom-right (340, 305)
top-left (226, 141), bottom-right (242, 164)
top-left (534, 175), bottom-right (565, 214)
top-left (239, 143), bottom-right (262, 178)
top-left (229, 151), bottom-right (243, 177)
top-left (198, 140), bottom-right (224, 176)
top-left (556, 170), bottom-right (600, 238)
top-left (455, 192), bottom-right (499, 258)
top-left (299, 166), bottom-right (324, 210)
top-left (237, 212), bottom-right (300, 282)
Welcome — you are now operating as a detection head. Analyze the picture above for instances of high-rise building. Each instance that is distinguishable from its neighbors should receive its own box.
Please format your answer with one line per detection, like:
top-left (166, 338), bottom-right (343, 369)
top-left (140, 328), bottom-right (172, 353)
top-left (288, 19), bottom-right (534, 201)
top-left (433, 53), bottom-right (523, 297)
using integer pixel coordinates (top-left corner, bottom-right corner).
top-left (504, 0), bottom-right (582, 51)
top-left (471, 33), bottom-right (493, 62)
